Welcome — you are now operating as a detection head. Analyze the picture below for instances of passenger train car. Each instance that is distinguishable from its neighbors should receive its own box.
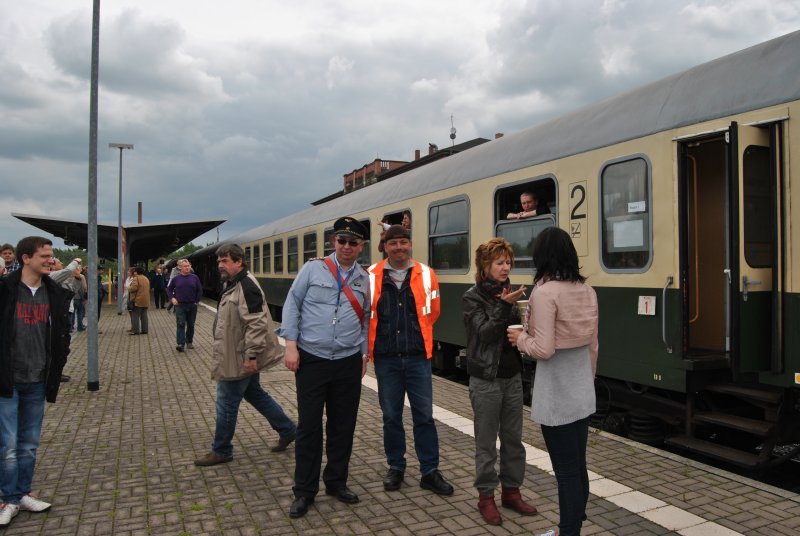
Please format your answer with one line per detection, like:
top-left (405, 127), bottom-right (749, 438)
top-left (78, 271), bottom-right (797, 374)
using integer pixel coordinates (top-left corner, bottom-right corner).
top-left (192, 31), bottom-right (800, 469)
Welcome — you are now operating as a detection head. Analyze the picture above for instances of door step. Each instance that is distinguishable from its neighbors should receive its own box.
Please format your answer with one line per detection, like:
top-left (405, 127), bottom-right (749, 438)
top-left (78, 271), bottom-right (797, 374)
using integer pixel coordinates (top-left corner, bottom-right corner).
top-left (665, 435), bottom-right (765, 468)
top-left (704, 384), bottom-right (782, 405)
top-left (693, 411), bottom-right (774, 436)
top-left (679, 354), bottom-right (729, 370)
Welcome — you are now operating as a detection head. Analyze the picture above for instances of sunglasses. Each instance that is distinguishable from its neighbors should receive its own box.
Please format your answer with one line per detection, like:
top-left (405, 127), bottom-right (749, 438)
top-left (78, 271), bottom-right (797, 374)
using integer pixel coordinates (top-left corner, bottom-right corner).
top-left (336, 238), bottom-right (361, 247)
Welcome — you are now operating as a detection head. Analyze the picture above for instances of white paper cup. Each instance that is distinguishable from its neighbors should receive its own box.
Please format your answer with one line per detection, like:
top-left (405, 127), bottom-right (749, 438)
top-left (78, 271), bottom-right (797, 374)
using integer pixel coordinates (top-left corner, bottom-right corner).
top-left (508, 324), bottom-right (524, 332)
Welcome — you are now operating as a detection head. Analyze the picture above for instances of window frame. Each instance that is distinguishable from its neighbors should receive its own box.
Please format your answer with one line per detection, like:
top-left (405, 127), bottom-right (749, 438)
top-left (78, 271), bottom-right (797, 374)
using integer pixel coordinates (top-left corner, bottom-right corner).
top-left (262, 241), bottom-right (271, 274)
top-left (598, 154), bottom-right (653, 274)
top-left (428, 195), bottom-right (471, 274)
top-left (287, 236), bottom-right (299, 273)
top-left (303, 231), bottom-right (318, 264)
top-left (252, 244), bottom-right (261, 274)
top-left (274, 238), bottom-right (284, 274)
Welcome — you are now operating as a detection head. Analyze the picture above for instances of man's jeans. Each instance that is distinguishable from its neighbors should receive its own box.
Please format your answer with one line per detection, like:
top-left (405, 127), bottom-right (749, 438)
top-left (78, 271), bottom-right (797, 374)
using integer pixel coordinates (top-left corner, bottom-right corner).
top-left (175, 303), bottom-right (197, 346)
top-left (541, 417), bottom-right (590, 536)
top-left (212, 374), bottom-right (296, 458)
top-left (374, 355), bottom-right (439, 475)
top-left (0, 383), bottom-right (46, 505)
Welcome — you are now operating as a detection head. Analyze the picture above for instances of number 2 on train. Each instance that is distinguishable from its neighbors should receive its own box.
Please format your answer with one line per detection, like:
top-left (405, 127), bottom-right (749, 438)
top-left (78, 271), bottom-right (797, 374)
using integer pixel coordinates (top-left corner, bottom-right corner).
top-left (569, 181), bottom-right (588, 257)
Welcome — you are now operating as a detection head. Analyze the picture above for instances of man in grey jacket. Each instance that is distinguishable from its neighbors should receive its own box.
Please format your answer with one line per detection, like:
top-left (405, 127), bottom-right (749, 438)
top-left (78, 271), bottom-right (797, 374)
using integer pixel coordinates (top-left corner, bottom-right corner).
top-left (194, 244), bottom-right (296, 467)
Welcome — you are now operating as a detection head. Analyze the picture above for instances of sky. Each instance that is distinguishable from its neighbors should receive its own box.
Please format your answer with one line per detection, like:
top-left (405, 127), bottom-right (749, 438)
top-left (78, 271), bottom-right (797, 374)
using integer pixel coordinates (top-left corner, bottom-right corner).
top-left (1, 0), bottom-right (798, 253)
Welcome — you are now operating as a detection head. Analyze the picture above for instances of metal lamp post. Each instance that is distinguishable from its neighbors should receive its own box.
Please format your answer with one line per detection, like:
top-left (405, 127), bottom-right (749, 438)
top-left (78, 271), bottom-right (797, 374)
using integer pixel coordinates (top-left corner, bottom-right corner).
top-left (109, 143), bottom-right (133, 314)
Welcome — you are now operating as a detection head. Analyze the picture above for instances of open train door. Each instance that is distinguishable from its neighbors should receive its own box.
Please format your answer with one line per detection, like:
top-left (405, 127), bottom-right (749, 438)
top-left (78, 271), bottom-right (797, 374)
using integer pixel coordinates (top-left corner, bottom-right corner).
top-left (727, 121), bottom-right (782, 379)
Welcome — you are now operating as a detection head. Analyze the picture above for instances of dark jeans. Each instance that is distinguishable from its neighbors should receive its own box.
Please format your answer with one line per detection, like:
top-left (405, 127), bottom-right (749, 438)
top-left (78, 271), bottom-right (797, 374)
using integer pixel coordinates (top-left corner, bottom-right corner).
top-left (153, 289), bottom-right (166, 309)
top-left (212, 374), bottom-right (296, 458)
top-left (293, 350), bottom-right (361, 498)
top-left (74, 297), bottom-right (85, 330)
top-left (0, 383), bottom-right (45, 504)
top-left (374, 354), bottom-right (439, 475)
top-left (541, 417), bottom-right (590, 536)
top-left (175, 303), bottom-right (197, 346)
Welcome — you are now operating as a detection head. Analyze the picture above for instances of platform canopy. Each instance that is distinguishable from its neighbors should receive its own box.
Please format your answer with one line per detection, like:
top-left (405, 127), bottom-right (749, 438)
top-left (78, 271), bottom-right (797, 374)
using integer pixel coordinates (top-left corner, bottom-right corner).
top-left (13, 213), bottom-right (225, 266)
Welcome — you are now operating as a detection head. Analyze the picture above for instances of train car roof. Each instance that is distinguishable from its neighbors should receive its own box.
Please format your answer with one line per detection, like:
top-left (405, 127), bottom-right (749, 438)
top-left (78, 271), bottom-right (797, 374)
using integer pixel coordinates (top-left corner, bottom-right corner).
top-left (231, 30), bottom-right (800, 244)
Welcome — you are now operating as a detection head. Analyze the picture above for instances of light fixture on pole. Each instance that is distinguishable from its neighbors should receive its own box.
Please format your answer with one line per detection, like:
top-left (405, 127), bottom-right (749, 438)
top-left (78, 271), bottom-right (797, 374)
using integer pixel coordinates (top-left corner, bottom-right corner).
top-left (109, 142), bottom-right (133, 315)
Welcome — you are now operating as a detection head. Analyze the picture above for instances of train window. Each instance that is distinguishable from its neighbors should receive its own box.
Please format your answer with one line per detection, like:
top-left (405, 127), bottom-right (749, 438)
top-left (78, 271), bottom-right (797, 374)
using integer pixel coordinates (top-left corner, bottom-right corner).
top-left (303, 232), bottom-right (317, 264)
top-left (245, 246), bottom-right (251, 270)
top-left (428, 197), bottom-right (470, 272)
top-left (356, 218), bottom-right (371, 268)
top-left (600, 156), bottom-right (652, 271)
top-left (743, 146), bottom-right (772, 268)
top-left (495, 176), bottom-right (556, 221)
top-left (496, 216), bottom-right (555, 272)
top-left (274, 239), bottom-right (284, 273)
top-left (253, 244), bottom-right (261, 273)
top-left (262, 242), bottom-right (271, 274)
top-left (288, 236), bottom-right (299, 273)
top-left (323, 228), bottom-right (335, 257)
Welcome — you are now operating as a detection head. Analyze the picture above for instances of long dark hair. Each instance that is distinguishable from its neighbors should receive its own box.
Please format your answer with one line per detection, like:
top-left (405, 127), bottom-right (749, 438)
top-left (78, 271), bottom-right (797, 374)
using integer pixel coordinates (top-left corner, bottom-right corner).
top-left (532, 227), bottom-right (585, 285)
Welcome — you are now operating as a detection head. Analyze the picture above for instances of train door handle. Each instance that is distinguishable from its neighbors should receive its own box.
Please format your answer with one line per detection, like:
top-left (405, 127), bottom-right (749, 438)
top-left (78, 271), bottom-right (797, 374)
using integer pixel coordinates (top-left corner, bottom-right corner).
top-left (723, 268), bottom-right (731, 284)
top-left (662, 276), bottom-right (673, 354)
top-left (742, 275), bottom-right (761, 302)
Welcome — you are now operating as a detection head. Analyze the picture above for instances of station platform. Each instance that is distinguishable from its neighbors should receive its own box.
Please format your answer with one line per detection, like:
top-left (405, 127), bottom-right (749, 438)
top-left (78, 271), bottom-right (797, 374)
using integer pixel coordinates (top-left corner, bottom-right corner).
top-left (7, 301), bottom-right (799, 535)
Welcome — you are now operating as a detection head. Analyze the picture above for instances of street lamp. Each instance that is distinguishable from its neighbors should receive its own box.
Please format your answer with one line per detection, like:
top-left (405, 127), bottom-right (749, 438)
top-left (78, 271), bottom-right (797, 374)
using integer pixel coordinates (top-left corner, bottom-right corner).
top-left (109, 143), bottom-right (133, 315)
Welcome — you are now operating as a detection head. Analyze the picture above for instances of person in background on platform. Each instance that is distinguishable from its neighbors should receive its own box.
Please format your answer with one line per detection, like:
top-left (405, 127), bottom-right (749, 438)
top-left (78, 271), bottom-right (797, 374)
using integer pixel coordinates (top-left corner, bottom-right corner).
top-left (0, 258), bottom-right (5, 277)
top-left (122, 267), bottom-right (135, 331)
top-left (0, 245), bottom-right (19, 275)
top-left (151, 267), bottom-right (167, 309)
top-left (281, 217), bottom-right (370, 519)
top-left (462, 238), bottom-right (536, 526)
top-left (167, 259), bottom-right (203, 352)
top-left (194, 244), bottom-right (296, 467)
top-left (367, 225), bottom-right (454, 496)
top-left (507, 227), bottom-right (598, 536)
top-left (0, 236), bottom-right (71, 529)
top-left (506, 191), bottom-right (549, 219)
top-left (128, 266), bottom-right (150, 335)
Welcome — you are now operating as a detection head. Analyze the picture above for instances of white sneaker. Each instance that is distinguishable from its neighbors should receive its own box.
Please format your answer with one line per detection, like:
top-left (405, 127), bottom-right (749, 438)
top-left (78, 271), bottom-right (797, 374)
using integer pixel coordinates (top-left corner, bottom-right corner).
top-left (0, 503), bottom-right (20, 527)
top-left (20, 494), bottom-right (51, 512)
top-left (537, 530), bottom-right (557, 536)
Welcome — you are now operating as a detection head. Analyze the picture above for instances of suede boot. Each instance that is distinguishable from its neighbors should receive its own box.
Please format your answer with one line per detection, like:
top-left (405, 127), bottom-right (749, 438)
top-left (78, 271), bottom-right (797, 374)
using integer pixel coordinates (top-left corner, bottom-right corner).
top-left (501, 487), bottom-right (538, 515)
top-left (478, 494), bottom-right (502, 525)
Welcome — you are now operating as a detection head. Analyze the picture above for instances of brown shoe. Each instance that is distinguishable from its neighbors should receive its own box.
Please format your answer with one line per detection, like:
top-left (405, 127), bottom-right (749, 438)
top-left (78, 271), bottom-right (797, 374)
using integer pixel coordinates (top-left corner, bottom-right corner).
top-left (194, 452), bottom-right (233, 467)
top-left (501, 487), bottom-right (538, 515)
top-left (270, 435), bottom-right (296, 452)
top-left (478, 494), bottom-right (502, 525)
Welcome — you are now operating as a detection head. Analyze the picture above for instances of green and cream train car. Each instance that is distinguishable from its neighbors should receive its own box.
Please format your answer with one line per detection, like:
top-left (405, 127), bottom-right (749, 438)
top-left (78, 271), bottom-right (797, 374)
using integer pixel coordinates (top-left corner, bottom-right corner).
top-left (220, 31), bottom-right (800, 468)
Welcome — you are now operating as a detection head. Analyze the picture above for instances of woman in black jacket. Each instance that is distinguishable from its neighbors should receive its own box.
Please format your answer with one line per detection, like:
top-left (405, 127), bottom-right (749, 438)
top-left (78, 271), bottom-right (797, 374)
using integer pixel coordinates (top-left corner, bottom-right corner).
top-left (462, 238), bottom-right (536, 526)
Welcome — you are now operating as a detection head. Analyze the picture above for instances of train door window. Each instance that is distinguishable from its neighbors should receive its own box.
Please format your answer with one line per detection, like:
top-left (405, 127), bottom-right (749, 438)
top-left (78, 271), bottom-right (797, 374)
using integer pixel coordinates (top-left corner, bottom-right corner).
top-left (263, 242), bottom-right (271, 274)
top-left (429, 196), bottom-right (469, 272)
top-left (496, 176), bottom-right (557, 221)
top-left (253, 244), bottom-right (261, 273)
top-left (743, 146), bottom-right (772, 267)
top-left (600, 156), bottom-right (652, 272)
top-left (274, 239), bottom-right (284, 273)
top-left (323, 228), bottom-right (335, 257)
top-left (287, 236), bottom-right (299, 273)
top-left (303, 232), bottom-right (317, 264)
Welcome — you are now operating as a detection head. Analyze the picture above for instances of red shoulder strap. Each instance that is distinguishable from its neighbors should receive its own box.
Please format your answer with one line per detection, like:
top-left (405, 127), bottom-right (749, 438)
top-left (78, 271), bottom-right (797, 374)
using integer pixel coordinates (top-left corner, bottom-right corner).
top-left (323, 258), bottom-right (365, 327)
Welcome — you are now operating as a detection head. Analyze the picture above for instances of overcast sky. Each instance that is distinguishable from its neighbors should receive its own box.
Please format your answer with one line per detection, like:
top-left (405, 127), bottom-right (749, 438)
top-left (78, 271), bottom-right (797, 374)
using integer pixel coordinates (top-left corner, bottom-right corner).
top-left (1, 0), bottom-right (798, 253)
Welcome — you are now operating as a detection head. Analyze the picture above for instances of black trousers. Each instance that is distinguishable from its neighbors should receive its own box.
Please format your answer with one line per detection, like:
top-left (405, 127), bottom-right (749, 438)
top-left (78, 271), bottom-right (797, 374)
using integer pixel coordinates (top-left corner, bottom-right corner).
top-left (293, 349), bottom-right (362, 498)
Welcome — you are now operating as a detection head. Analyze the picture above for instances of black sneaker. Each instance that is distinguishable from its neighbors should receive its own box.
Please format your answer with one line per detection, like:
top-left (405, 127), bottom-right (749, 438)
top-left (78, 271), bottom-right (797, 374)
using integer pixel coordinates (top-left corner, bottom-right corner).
top-left (176, 346), bottom-right (184, 352)
top-left (420, 470), bottom-right (454, 496)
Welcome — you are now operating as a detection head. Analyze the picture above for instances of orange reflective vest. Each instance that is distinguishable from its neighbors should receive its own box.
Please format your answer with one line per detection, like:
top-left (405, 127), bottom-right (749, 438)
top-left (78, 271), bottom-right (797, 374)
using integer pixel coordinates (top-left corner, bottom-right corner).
top-left (367, 259), bottom-right (440, 360)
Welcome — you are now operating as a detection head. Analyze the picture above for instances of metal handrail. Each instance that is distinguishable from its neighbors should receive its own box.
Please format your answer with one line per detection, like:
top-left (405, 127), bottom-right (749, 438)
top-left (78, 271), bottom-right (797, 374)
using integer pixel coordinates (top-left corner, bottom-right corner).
top-left (662, 276), bottom-right (674, 354)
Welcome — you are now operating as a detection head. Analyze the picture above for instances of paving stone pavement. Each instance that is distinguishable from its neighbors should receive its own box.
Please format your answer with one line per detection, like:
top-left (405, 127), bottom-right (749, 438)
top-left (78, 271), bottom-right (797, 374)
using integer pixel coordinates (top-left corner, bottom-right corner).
top-left (5, 302), bottom-right (799, 535)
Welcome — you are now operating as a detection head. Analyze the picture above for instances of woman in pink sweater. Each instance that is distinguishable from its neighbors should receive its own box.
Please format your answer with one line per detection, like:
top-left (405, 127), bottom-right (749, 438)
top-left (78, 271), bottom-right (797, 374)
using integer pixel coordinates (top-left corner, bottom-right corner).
top-left (507, 227), bottom-right (598, 536)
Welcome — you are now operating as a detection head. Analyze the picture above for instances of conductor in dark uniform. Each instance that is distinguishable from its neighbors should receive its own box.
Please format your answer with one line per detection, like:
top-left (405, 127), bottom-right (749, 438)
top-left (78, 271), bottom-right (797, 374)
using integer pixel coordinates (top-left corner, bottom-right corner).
top-left (281, 217), bottom-right (371, 519)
